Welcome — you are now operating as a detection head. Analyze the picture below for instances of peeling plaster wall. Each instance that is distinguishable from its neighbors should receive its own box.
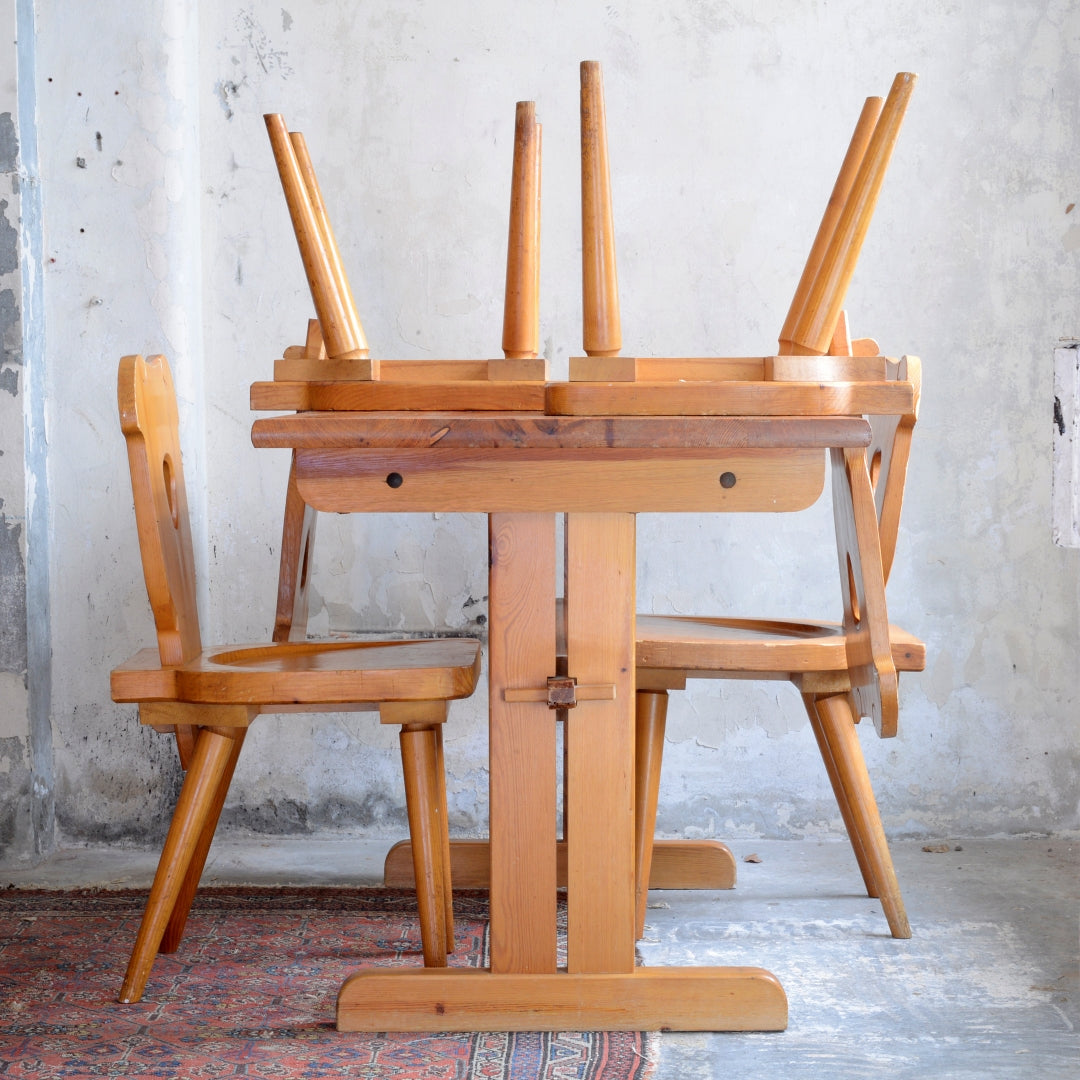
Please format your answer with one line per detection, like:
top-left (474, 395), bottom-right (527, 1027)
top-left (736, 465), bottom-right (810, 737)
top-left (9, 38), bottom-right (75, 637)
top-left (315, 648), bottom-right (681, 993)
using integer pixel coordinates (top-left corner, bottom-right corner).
top-left (3, 0), bottom-right (1077, 864)
top-left (24, 0), bottom-right (206, 850)
top-left (0, 0), bottom-right (32, 862)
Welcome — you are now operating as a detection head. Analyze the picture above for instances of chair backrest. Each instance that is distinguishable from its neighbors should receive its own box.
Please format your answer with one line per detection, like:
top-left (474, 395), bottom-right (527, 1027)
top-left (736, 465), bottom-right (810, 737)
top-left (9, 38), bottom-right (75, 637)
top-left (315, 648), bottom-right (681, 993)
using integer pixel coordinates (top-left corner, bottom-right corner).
top-left (273, 455), bottom-right (317, 644)
top-left (830, 352), bottom-right (920, 738)
top-left (867, 354), bottom-right (922, 584)
top-left (117, 353), bottom-right (202, 667)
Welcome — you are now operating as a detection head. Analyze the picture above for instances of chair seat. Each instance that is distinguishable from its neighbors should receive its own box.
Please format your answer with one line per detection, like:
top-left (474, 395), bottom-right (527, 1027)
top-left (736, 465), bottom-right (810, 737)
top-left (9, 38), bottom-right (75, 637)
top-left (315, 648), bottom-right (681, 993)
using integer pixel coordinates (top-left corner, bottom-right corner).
top-left (112, 638), bottom-right (481, 705)
top-left (635, 613), bottom-right (925, 676)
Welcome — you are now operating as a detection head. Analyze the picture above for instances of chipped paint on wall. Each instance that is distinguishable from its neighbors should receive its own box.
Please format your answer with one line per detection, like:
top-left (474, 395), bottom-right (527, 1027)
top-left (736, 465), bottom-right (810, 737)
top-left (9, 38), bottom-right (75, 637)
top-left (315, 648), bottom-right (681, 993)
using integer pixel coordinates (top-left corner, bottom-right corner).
top-left (0, 513), bottom-right (26, 677)
top-left (0, 61), bottom-right (31, 857)
top-left (0, 117), bottom-right (21, 378)
top-left (4, 0), bottom-right (1078, 862)
top-left (0, 289), bottom-right (20, 374)
top-left (213, 9), bottom-right (293, 120)
top-left (0, 202), bottom-right (17, 277)
top-left (12, 0), bottom-right (55, 862)
top-left (0, 735), bottom-right (33, 860)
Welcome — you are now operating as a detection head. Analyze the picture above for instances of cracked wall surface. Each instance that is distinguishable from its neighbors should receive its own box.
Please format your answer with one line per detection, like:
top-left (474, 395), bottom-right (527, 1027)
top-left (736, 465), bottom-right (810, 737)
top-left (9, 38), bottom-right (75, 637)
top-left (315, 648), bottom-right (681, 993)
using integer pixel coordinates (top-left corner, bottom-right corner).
top-left (0, 2), bottom-right (31, 862)
top-left (2, 0), bottom-right (1078, 864)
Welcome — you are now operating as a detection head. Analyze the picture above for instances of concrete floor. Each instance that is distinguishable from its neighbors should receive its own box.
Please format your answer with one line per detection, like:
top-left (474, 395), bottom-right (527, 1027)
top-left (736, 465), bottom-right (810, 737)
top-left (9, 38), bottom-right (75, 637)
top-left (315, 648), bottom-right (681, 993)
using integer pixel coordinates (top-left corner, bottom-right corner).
top-left (3, 835), bottom-right (1077, 1079)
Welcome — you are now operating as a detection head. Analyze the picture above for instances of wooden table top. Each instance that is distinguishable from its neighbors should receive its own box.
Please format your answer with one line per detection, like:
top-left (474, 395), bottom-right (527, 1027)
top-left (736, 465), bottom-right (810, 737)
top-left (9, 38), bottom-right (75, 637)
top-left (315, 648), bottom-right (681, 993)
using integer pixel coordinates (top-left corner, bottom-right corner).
top-left (251, 410), bottom-right (873, 450)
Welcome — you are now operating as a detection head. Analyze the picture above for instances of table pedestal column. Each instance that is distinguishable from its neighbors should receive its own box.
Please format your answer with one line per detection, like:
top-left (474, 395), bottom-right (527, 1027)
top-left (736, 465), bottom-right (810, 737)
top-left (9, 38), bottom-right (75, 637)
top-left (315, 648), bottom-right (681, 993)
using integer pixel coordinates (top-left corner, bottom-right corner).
top-left (337, 510), bottom-right (787, 1032)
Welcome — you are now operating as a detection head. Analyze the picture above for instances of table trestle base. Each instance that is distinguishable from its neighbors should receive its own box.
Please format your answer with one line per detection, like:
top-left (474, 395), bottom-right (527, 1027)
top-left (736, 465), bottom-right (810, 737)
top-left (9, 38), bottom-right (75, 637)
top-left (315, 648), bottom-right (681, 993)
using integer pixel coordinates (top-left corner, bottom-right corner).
top-left (382, 837), bottom-right (737, 891)
top-left (336, 966), bottom-right (788, 1032)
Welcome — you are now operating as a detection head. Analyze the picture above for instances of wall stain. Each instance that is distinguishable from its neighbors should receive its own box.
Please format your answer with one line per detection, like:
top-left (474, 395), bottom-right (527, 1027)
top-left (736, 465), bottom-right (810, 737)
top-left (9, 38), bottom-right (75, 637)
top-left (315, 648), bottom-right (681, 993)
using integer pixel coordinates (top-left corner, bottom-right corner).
top-left (221, 792), bottom-right (406, 835)
top-left (214, 78), bottom-right (245, 120)
top-left (213, 9), bottom-right (292, 123)
top-left (0, 514), bottom-right (27, 675)
top-left (235, 9), bottom-right (293, 76)
top-left (0, 113), bottom-right (17, 173)
top-left (54, 733), bottom-right (184, 846)
top-left (0, 737), bottom-right (31, 862)
top-left (0, 288), bottom-right (20, 372)
top-left (0, 200), bottom-right (17, 277)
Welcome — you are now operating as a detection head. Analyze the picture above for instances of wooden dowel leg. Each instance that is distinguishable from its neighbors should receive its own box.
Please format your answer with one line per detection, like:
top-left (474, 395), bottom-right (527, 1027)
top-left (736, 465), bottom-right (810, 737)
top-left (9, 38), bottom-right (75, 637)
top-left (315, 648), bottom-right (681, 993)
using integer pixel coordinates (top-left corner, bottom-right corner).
top-left (159, 728), bottom-right (247, 954)
top-left (289, 130), bottom-right (369, 358)
top-left (172, 724), bottom-right (197, 769)
top-left (580, 60), bottom-right (622, 358)
top-left (778, 96), bottom-right (882, 354)
top-left (502, 101), bottom-right (542, 361)
top-left (788, 72), bottom-right (916, 355)
top-left (803, 693), bottom-right (877, 898)
top-left (813, 694), bottom-right (911, 938)
top-left (434, 724), bottom-right (455, 953)
top-left (118, 727), bottom-right (238, 1003)
top-left (634, 690), bottom-right (668, 938)
top-left (263, 113), bottom-right (365, 361)
top-left (399, 724), bottom-right (449, 967)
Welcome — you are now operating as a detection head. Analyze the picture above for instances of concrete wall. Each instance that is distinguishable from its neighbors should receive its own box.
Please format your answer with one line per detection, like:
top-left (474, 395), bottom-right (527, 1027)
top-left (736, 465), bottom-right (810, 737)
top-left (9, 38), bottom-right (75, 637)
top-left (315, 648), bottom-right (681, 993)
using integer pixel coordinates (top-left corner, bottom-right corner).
top-left (0, 0), bottom-right (30, 861)
top-left (2, 0), bottom-right (1077, 866)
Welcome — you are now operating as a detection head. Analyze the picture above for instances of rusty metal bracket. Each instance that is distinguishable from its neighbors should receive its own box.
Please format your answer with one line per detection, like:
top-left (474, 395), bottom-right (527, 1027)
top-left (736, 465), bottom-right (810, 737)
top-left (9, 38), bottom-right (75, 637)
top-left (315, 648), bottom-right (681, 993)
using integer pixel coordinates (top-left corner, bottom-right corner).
top-left (545, 675), bottom-right (578, 709)
top-left (503, 678), bottom-right (616, 707)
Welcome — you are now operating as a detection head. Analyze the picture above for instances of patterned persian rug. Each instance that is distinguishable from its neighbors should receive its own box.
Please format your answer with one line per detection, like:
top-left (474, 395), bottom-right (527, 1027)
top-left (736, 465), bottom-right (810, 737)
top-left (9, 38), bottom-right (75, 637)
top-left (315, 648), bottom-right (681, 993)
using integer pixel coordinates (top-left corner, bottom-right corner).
top-left (0, 887), bottom-right (656, 1079)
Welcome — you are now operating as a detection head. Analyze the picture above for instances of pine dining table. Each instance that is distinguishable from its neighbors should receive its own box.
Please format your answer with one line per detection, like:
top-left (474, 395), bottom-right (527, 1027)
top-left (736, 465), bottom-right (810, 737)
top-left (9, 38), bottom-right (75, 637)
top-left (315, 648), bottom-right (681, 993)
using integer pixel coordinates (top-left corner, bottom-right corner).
top-left (248, 368), bottom-right (910, 1032)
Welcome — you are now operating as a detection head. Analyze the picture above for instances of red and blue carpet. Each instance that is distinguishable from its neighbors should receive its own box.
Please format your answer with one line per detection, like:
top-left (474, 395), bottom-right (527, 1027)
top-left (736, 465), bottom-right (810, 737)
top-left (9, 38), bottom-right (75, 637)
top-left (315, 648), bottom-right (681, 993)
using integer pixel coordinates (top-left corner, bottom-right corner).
top-left (0, 886), bottom-right (656, 1079)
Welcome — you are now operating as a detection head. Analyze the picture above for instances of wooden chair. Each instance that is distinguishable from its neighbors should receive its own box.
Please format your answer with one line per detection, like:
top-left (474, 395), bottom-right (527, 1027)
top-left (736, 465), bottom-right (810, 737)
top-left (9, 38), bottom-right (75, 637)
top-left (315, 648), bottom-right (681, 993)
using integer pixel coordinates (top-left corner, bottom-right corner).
top-left (266, 102), bottom-right (543, 645)
top-left (572, 63), bottom-right (922, 938)
top-left (110, 353), bottom-right (481, 1003)
top-left (260, 106), bottom-right (545, 392)
top-left (634, 350), bottom-right (924, 939)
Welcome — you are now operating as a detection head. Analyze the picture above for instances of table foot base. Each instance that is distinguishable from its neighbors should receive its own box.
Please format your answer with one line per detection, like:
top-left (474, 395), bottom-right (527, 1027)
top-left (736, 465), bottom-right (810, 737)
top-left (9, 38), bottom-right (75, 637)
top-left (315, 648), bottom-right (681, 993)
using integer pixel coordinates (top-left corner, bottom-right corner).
top-left (336, 966), bottom-right (787, 1032)
top-left (383, 838), bottom-right (736, 891)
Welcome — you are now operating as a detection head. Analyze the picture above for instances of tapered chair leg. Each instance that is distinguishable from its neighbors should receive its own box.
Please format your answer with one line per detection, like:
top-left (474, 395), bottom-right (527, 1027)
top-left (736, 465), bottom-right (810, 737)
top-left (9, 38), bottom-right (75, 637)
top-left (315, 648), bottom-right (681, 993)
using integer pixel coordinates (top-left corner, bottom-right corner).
top-left (804, 692), bottom-right (878, 898)
top-left (159, 728), bottom-right (247, 954)
top-left (399, 724), bottom-right (450, 966)
top-left (433, 725), bottom-right (455, 953)
top-left (634, 690), bottom-right (668, 938)
top-left (810, 693), bottom-right (911, 938)
top-left (118, 726), bottom-right (239, 1003)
